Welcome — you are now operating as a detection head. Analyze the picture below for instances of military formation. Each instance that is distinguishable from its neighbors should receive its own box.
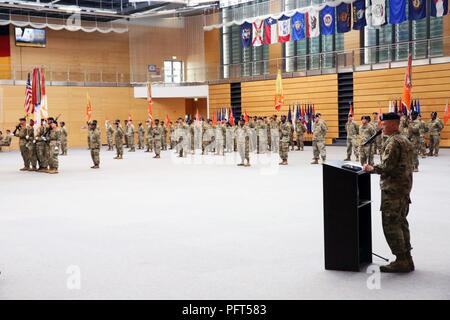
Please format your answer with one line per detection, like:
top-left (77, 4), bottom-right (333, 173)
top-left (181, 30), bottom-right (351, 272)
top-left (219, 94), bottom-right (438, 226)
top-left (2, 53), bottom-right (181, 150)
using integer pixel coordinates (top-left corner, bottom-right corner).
top-left (346, 111), bottom-right (445, 172)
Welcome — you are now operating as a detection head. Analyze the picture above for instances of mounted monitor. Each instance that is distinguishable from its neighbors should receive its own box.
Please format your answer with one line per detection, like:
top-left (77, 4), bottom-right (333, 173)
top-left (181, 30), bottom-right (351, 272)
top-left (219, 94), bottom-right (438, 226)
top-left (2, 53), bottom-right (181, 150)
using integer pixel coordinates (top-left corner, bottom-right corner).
top-left (15, 27), bottom-right (46, 48)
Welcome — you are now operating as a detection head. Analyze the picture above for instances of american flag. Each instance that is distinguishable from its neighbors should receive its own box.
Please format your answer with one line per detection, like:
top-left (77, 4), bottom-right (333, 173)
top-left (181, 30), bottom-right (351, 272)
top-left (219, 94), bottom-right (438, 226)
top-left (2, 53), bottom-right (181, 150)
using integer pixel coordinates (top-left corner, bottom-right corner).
top-left (24, 73), bottom-right (33, 115)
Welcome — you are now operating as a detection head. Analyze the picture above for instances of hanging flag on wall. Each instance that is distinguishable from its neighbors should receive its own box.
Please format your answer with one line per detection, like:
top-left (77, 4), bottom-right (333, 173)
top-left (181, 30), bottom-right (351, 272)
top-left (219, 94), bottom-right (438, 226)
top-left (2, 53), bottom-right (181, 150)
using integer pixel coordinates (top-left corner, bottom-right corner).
top-left (277, 15), bottom-right (291, 43)
top-left (252, 19), bottom-right (264, 47)
top-left (291, 12), bottom-right (306, 40)
top-left (336, 2), bottom-right (351, 33)
top-left (241, 22), bottom-right (252, 48)
top-left (263, 17), bottom-right (278, 44)
top-left (409, 0), bottom-right (426, 21)
top-left (307, 7), bottom-right (320, 38)
top-left (321, 5), bottom-right (335, 36)
top-left (371, 0), bottom-right (386, 27)
top-left (390, 0), bottom-right (407, 24)
top-left (353, 0), bottom-right (367, 30)
top-left (431, 0), bottom-right (448, 17)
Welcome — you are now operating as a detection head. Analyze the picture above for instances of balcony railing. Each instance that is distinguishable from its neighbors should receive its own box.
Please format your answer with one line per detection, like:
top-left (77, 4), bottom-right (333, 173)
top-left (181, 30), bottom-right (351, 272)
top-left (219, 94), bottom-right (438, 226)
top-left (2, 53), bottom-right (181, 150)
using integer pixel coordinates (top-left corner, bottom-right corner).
top-left (1, 37), bottom-right (450, 87)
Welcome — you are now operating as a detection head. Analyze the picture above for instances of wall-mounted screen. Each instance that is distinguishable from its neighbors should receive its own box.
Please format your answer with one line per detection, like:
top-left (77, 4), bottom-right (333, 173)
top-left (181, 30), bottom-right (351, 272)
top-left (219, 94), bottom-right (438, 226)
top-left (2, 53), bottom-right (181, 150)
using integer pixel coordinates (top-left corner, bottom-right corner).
top-left (15, 27), bottom-right (46, 48)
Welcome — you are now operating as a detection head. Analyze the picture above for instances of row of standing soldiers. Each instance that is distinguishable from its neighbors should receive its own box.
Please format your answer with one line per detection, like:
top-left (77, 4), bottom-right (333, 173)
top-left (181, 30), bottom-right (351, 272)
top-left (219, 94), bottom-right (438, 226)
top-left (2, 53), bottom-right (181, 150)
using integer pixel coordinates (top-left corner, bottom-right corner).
top-left (12, 117), bottom-right (68, 173)
top-left (346, 111), bottom-right (444, 172)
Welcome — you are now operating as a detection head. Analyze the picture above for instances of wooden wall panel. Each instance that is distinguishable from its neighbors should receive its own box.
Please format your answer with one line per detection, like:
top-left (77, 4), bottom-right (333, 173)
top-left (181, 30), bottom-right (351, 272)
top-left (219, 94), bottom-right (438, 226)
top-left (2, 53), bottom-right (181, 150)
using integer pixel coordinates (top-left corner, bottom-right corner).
top-left (240, 74), bottom-right (338, 143)
top-left (209, 83), bottom-right (230, 117)
top-left (0, 85), bottom-right (193, 149)
top-left (354, 63), bottom-right (450, 147)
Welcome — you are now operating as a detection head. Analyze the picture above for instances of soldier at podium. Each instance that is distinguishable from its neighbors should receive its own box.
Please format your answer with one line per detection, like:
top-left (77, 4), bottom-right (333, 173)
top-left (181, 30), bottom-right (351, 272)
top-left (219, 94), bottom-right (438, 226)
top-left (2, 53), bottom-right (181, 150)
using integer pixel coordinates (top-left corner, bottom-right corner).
top-left (363, 112), bottom-right (415, 273)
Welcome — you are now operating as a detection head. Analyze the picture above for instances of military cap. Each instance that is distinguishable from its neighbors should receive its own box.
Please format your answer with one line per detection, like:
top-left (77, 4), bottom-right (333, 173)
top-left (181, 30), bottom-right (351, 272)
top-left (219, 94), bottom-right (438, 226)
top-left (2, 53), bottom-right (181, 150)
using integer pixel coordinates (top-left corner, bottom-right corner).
top-left (47, 117), bottom-right (55, 122)
top-left (380, 112), bottom-right (400, 121)
top-left (431, 111), bottom-right (438, 118)
top-left (315, 113), bottom-right (321, 117)
top-left (19, 117), bottom-right (26, 121)
top-left (91, 120), bottom-right (98, 125)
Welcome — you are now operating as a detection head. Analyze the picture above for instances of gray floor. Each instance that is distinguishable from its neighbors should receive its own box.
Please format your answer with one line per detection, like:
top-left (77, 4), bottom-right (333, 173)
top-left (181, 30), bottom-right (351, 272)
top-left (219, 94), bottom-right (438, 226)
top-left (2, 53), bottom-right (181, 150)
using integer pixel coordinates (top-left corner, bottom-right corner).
top-left (0, 146), bottom-right (449, 300)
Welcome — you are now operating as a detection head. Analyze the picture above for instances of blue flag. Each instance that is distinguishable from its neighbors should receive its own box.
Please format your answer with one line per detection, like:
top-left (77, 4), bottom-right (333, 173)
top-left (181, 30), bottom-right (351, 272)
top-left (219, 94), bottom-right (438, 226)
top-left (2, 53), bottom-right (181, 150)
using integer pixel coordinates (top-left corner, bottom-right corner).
top-left (287, 106), bottom-right (292, 123)
top-left (336, 2), bottom-right (351, 33)
top-left (409, 0), bottom-right (426, 20)
top-left (431, 0), bottom-right (448, 17)
top-left (241, 22), bottom-right (252, 48)
top-left (390, 0), bottom-right (406, 24)
top-left (352, 0), bottom-right (366, 30)
top-left (295, 105), bottom-right (300, 121)
top-left (291, 12), bottom-right (306, 41)
top-left (320, 5), bottom-right (335, 35)
top-left (417, 99), bottom-right (421, 114)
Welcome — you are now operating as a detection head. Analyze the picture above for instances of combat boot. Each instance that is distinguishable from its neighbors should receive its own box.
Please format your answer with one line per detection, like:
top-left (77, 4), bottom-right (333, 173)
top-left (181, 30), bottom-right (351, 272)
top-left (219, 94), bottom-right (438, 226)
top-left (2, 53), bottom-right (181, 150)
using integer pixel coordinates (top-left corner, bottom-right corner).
top-left (311, 159), bottom-right (319, 164)
top-left (344, 158), bottom-right (351, 161)
top-left (91, 165), bottom-right (99, 169)
top-left (279, 160), bottom-right (288, 165)
top-left (113, 156), bottom-right (119, 159)
top-left (406, 251), bottom-right (415, 271)
top-left (380, 254), bottom-right (413, 273)
top-left (19, 167), bottom-right (29, 171)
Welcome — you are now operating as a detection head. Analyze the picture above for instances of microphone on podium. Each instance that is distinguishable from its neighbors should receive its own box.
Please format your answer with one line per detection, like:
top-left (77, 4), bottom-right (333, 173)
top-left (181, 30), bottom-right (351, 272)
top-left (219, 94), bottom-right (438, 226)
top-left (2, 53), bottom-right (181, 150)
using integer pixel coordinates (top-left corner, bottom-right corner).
top-left (361, 129), bottom-right (382, 147)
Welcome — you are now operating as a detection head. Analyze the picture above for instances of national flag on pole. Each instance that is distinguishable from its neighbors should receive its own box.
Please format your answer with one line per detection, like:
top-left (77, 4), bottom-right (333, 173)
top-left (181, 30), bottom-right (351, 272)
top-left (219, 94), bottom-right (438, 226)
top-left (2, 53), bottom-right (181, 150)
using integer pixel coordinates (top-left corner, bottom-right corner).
top-left (263, 17), bottom-right (278, 45)
top-left (444, 99), bottom-right (449, 125)
top-left (402, 54), bottom-right (413, 111)
top-left (274, 69), bottom-right (284, 111)
top-left (252, 19), bottom-right (264, 47)
top-left (277, 15), bottom-right (291, 43)
top-left (86, 93), bottom-right (93, 122)
top-left (431, 0), bottom-right (448, 17)
top-left (24, 73), bottom-right (33, 115)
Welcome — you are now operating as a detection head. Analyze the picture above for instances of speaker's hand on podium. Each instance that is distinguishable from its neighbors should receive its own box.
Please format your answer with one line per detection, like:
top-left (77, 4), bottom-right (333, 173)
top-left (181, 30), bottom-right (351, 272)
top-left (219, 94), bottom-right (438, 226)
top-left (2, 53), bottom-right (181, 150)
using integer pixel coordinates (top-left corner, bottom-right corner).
top-left (363, 164), bottom-right (374, 173)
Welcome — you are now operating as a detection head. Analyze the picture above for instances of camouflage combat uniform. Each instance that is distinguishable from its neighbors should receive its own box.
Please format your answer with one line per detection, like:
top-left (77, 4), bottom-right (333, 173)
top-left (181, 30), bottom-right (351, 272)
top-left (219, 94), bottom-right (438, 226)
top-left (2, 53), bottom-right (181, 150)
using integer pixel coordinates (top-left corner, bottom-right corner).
top-left (359, 123), bottom-right (376, 166)
top-left (153, 124), bottom-right (163, 156)
top-left (312, 119), bottom-right (328, 162)
top-left (145, 124), bottom-right (153, 152)
top-left (295, 120), bottom-right (307, 151)
top-left (372, 131), bottom-right (414, 258)
top-left (14, 125), bottom-right (31, 169)
top-left (345, 120), bottom-right (359, 160)
top-left (48, 127), bottom-right (61, 171)
top-left (428, 118), bottom-right (444, 156)
top-left (407, 119), bottom-right (421, 170)
top-left (236, 124), bottom-right (250, 165)
top-left (35, 125), bottom-right (49, 170)
top-left (88, 128), bottom-right (101, 167)
top-left (127, 123), bottom-right (135, 152)
top-left (279, 121), bottom-right (291, 161)
top-left (106, 123), bottom-right (114, 151)
top-left (138, 125), bottom-right (144, 149)
top-left (114, 125), bottom-right (125, 158)
top-left (60, 126), bottom-right (68, 155)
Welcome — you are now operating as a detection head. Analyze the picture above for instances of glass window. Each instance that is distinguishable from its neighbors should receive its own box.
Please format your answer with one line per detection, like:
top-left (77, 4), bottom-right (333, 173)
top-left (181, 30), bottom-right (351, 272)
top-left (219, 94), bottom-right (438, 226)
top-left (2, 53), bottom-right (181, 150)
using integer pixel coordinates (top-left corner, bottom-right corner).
top-left (430, 16), bottom-right (443, 56)
top-left (164, 60), bottom-right (183, 83)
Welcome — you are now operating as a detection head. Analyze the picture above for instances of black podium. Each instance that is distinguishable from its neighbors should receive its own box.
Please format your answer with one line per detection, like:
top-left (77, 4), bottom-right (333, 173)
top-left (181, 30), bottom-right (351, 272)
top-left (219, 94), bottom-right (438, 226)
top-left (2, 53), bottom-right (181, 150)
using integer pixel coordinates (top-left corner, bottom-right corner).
top-left (323, 161), bottom-right (372, 271)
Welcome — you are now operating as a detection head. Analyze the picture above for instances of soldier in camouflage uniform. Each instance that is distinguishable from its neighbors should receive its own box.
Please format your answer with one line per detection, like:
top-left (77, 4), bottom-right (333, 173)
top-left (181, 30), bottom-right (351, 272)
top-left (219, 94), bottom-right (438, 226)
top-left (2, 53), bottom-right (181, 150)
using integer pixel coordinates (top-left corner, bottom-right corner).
top-left (345, 114), bottom-right (359, 161)
top-left (127, 120), bottom-right (136, 152)
top-left (137, 123), bottom-right (145, 150)
top-left (153, 119), bottom-right (163, 158)
top-left (47, 119), bottom-right (61, 174)
top-left (407, 112), bottom-right (421, 172)
top-left (161, 121), bottom-right (167, 151)
top-left (106, 120), bottom-right (114, 151)
top-left (35, 119), bottom-right (50, 172)
top-left (123, 120), bottom-right (129, 148)
top-left (295, 118), bottom-right (307, 151)
top-left (311, 113), bottom-right (328, 164)
top-left (214, 121), bottom-right (225, 156)
top-left (417, 114), bottom-right (428, 158)
top-left (88, 120), bottom-right (101, 168)
top-left (372, 112), bottom-right (382, 155)
top-left (359, 116), bottom-right (376, 166)
top-left (289, 120), bottom-right (295, 151)
top-left (428, 111), bottom-right (444, 157)
top-left (257, 117), bottom-right (268, 154)
top-left (399, 114), bottom-right (409, 136)
top-left (59, 121), bottom-right (68, 155)
top-left (279, 115), bottom-right (290, 165)
top-left (145, 120), bottom-right (153, 153)
top-left (236, 119), bottom-right (250, 166)
top-left (113, 120), bottom-right (124, 159)
top-left (13, 118), bottom-right (31, 171)
top-left (270, 116), bottom-right (280, 153)
top-left (27, 119), bottom-right (38, 171)
top-left (364, 112), bottom-right (415, 273)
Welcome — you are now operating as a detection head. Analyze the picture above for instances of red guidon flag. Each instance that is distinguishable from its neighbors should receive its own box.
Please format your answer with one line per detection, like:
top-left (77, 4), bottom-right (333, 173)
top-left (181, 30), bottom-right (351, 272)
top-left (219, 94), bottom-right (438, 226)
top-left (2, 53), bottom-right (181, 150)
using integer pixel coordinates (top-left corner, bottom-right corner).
top-left (444, 99), bottom-right (449, 125)
top-left (402, 54), bottom-right (412, 111)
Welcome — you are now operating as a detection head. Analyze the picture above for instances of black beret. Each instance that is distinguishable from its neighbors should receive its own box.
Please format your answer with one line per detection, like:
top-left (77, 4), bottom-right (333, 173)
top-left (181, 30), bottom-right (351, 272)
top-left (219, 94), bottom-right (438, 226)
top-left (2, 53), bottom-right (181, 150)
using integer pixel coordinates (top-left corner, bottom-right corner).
top-left (315, 113), bottom-right (321, 117)
top-left (431, 112), bottom-right (438, 117)
top-left (380, 112), bottom-right (400, 121)
top-left (19, 117), bottom-right (26, 121)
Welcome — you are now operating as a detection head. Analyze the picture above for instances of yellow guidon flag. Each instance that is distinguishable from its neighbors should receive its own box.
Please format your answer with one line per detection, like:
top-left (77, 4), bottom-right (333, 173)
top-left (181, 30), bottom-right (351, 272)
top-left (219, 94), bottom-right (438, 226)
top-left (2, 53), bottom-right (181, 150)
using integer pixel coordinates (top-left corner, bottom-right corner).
top-left (274, 69), bottom-right (284, 111)
top-left (86, 93), bottom-right (93, 123)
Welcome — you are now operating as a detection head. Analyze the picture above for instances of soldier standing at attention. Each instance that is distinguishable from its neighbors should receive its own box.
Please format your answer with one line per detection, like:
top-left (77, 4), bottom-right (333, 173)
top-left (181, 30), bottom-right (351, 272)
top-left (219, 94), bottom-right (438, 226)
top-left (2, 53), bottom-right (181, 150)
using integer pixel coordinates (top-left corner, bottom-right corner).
top-left (161, 121), bottom-right (168, 151)
top-left (417, 113), bottom-right (428, 158)
top-left (236, 119), bottom-right (250, 166)
top-left (407, 112), bottom-right (421, 172)
top-left (311, 113), bottom-right (328, 164)
top-left (279, 115), bottom-right (290, 165)
top-left (145, 120), bottom-right (153, 153)
top-left (358, 116), bottom-right (376, 166)
top-left (428, 111), bottom-right (444, 157)
top-left (47, 118), bottom-right (60, 174)
top-left (289, 120), bottom-right (295, 151)
top-left (88, 120), bottom-right (101, 169)
top-left (364, 112), bottom-right (415, 273)
top-left (295, 118), bottom-right (307, 151)
top-left (59, 121), bottom-right (68, 155)
top-left (13, 117), bottom-right (30, 171)
top-left (344, 114), bottom-right (359, 161)
top-left (127, 120), bottom-right (136, 152)
top-left (152, 119), bottom-right (163, 158)
top-left (372, 112), bottom-right (382, 155)
top-left (35, 119), bottom-right (49, 172)
top-left (137, 123), bottom-right (145, 150)
top-left (123, 120), bottom-right (129, 148)
top-left (105, 120), bottom-right (114, 151)
top-left (270, 116), bottom-right (279, 153)
top-left (113, 120), bottom-right (124, 159)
